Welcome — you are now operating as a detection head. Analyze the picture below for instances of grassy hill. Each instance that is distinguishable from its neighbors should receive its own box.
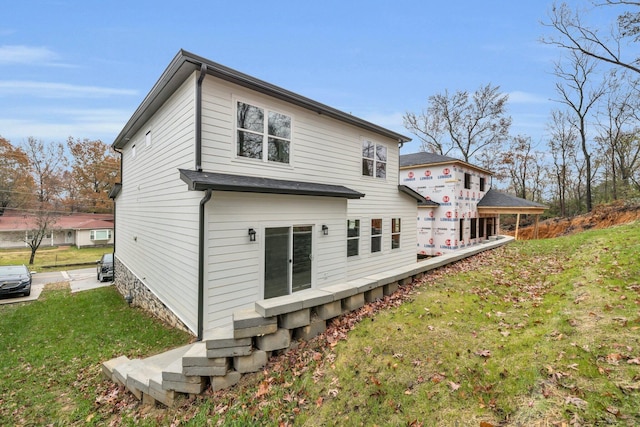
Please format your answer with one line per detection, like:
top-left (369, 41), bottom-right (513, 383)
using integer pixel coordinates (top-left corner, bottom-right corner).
top-left (2, 220), bottom-right (639, 426)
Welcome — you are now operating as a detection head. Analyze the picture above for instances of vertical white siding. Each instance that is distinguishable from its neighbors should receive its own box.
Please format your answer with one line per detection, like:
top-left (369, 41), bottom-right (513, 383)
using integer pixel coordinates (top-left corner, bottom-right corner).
top-left (115, 73), bottom-right (201, 333)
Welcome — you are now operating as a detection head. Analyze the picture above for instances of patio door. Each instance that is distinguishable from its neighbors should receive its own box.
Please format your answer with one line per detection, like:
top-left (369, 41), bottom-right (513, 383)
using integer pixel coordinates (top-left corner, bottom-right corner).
top-left (264, 226), bottom-right (313, 299)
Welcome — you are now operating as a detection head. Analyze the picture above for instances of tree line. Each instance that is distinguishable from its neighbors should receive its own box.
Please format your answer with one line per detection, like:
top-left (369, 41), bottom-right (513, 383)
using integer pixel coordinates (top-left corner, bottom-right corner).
top-left (404, 1), bottom-right (640, 217)
top-left (0, 136), bottom-right (120, 263)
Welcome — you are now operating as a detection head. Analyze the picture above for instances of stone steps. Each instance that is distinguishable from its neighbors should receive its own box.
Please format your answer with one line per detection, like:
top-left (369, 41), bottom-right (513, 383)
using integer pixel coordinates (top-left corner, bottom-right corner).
top-left (101, 236), bottom-right (514, 406)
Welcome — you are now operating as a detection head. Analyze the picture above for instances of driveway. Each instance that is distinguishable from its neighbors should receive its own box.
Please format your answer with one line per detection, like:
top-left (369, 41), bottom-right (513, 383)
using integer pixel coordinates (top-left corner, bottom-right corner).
top-left (0, 267), bottom-right (112, 305)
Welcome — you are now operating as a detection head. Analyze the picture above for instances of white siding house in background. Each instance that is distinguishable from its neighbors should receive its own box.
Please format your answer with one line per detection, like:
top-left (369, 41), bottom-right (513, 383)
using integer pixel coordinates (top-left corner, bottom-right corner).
top-left (111, 50), bottom-right (422, 339)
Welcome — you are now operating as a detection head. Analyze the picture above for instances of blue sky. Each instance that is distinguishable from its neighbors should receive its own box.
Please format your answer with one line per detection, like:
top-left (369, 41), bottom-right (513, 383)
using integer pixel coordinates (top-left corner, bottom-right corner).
top-left (1, 0), bottom-right (616, 154)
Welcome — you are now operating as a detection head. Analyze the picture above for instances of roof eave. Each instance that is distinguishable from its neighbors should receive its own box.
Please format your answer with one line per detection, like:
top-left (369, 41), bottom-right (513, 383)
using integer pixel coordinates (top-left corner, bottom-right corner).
top-left (113, 49), bottom-right (411, 149)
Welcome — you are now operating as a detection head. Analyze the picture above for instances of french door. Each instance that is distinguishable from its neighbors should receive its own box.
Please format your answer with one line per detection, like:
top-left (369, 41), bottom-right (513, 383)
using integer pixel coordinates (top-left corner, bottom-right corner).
top-left (264, 226), bottom-right (313, 299)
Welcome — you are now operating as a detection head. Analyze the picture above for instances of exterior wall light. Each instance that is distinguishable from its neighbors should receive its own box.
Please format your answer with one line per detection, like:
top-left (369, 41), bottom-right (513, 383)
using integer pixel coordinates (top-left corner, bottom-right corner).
top-left (322, 224), bottom-right (329, 236)
top-left (248, 228), bottom-right (257, 242)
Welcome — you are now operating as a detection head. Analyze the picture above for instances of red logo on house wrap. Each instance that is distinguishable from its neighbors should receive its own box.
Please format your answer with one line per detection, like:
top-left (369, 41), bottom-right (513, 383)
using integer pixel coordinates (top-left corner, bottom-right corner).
top-left (446, 211), bottom-right (452, 218)
top-left (425, 170), bottom-right (431, 177)
top-left (408, 171), bottom-right (414, 178)
top-left (429, 238), bottom-right (434, 244)
top-left (443, 195), bottom-right (450, 203)
top-left (445, 239), bottom-right (451, 246)
top-left (429, 211), bottom-right (435, 218)
top-left (443, 168), bottom-right (450, 175)
top-left (460, 190), bottom-right (463, 197)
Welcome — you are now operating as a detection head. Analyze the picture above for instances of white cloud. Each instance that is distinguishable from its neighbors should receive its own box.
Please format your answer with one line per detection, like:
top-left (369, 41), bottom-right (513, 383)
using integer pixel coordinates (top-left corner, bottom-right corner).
top-left (0, 45), bottom-right (60, 65)
top-left (0, 80), bottom-right (138, 98)
top-left (508, 91), bottom-right (550, 104)
top-left (0, 108), bottom-right (131, 143)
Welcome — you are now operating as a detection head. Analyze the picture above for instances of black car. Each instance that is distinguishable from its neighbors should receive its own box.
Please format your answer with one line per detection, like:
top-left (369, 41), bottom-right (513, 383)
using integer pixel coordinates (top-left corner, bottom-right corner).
top-left (0, 265), bottom-right (32, 297)
top-left (97, 253), bottom-right (114, 282)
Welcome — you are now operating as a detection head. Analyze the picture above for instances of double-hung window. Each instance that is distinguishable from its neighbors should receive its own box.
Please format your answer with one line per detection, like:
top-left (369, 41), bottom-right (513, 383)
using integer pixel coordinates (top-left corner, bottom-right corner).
top-left (391, 218), bottom-right (401, 249)
top-left (371, 218), bottom-right (382, 253)
top-left (347, 219), bottom-right (360, 257)
top-left (236, 101), bottom-right (291, 164)
top-left (362, 140), bottom-right (387, 178)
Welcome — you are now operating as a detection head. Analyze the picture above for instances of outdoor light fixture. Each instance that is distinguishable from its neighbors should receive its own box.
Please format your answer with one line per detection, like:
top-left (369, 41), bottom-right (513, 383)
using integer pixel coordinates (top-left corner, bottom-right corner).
top-left (248, 228), bottom-right (257, 242)
top-left (124, 294), bottom-right (133, 305)
top-left (322, 224), bottom-right (329, 236)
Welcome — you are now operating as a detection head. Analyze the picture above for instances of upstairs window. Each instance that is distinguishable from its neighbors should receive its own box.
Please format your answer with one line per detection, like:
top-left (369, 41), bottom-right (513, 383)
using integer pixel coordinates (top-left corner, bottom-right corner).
top-left (391, 218), bottom-right (401, 249)
top-left (464, 173), bottom-right (471, 189)
top-left (371, 218), bottom-right (382, 253)
top-left (362, 140), bottom-right (387, 178)
top-left (347, 219), bottom-right (360, 257)
top-left (237, 101), bottom-right (291, 164)
top-left (480, 177), bottom-right (486, 192)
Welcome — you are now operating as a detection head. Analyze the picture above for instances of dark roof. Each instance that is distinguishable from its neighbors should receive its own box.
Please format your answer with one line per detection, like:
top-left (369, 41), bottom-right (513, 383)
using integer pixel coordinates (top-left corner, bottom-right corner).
top-left (478, 189), bottom-right (547, 209)
top-left (179, 169), bottom-right (365, 199)
top-left (398, 185), bottom-right (439, 206)
top-left (400, 152), bottom-right (460, 167)
top-left (113, 50), bottom-right (411, 149)
top-left (399, 152), bottom-right (492, 175)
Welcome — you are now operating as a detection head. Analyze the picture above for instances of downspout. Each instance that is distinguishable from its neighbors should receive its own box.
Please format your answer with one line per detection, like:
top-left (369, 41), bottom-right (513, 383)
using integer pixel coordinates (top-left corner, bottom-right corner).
top-left (198, 189), bottom-right (212, 341)
top-left (112, 147), bottom-right (123, 280)
top-left (195, 63), bottom-right (207, 172)
top-left (196, 62), bottom-right (209, 341)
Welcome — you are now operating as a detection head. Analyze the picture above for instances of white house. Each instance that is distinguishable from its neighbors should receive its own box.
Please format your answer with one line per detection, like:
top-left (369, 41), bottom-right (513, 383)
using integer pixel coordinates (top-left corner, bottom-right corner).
top-left (0, 212), bottom-right (114, 249)
top-left (110, 50), bottom-right (423, 339)
top-left (399, 152), bottom-right (546, 256)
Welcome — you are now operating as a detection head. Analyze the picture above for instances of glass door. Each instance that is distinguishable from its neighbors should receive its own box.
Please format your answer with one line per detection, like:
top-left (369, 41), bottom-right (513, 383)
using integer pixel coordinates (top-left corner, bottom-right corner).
top-left (264, 225), bottom-right (313, 299)
top-left (264, 227), bottom-right (290, 299)
top-left (292, 226), bottom-right (312, 293)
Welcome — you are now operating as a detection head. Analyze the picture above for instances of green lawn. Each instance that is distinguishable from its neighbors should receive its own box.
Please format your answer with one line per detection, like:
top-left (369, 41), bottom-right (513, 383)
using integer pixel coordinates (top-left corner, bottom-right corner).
top-left (0, 285), bottom-right (191, 426)
top-left (1, 222), bottom-right (639, 426)
top-left (0, 245), bottom-right (112, 271)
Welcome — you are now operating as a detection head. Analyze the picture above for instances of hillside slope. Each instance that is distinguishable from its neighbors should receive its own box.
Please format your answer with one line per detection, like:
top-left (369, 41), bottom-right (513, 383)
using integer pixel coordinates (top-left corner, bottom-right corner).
top-left (510, 199), bottom-right (640, 240)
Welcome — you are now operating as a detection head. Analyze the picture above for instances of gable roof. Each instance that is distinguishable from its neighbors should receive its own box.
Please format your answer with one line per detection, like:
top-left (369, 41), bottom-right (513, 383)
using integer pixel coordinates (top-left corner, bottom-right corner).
top-left (400, 152), bottom-right (492, 175)
top-left (477, 189), bottom-right (547, 213)
top-left (113, 50), bottom-right (411, 150)
top-left (179, 169), bottom-right (364, 199)
top-left (398, 185), bottom-right (439, 206)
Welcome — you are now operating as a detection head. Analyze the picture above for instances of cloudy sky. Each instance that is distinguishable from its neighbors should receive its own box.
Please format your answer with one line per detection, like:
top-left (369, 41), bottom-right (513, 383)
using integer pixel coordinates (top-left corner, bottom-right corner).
top-left (1, 0), bottom-right (617, 154)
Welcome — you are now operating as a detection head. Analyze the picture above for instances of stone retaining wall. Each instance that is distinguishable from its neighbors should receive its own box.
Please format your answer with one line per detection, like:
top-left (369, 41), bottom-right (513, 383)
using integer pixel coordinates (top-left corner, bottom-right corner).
top-left (113, 257), bottom-right (191, 334)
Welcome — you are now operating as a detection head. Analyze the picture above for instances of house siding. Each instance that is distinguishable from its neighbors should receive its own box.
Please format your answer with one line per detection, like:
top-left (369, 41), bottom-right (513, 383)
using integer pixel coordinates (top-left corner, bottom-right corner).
top-left (114, 74), bottom-right (202, 332)
top-left (204, 192), bottom-right (347, 329)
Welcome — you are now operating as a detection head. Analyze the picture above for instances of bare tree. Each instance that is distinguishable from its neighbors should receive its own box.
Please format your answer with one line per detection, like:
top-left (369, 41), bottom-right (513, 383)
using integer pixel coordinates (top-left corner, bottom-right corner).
top-left (543, 1), bottom-right (640, 75)
top-left (547, 110), bottom-right (579, 216)
top-left (21, 137), bottom-right (66, 264)
top-left (403, 84), bottom-right (512, 165)
top-left (595, 75), bottom-right (640, 199)
top-left (553, 50), bottom-right (605, 212)
top-left (0, 137), bottom-right (33, 216)
top-left (22, 137), bottom-right (66, 204)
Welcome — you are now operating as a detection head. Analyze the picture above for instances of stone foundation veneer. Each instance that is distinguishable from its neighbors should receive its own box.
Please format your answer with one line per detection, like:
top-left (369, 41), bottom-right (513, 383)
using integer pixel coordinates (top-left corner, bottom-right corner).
top-left (114, 257), bottom-right (192, 334)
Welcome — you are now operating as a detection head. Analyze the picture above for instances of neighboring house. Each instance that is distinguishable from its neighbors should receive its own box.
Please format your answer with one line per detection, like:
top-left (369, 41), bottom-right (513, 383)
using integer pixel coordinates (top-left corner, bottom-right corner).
top-left (110, 50), bottom-right (423, 339)
top-left (0, 212), bottom-right (114, 249)
top-left (399, 152), bottom-right (546, 257)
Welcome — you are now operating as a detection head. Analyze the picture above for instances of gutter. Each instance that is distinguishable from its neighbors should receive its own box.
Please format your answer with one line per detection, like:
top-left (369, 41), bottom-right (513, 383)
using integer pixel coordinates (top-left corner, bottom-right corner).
top-left (196, 62), bottom-right (209, 341)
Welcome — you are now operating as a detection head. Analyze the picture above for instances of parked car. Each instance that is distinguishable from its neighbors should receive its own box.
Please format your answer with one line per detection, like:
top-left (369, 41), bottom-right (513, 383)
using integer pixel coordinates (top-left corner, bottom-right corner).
top-left (97, 253), bottom-right (114, 282)
top-left (0, 265), bottom-right (32, 297)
